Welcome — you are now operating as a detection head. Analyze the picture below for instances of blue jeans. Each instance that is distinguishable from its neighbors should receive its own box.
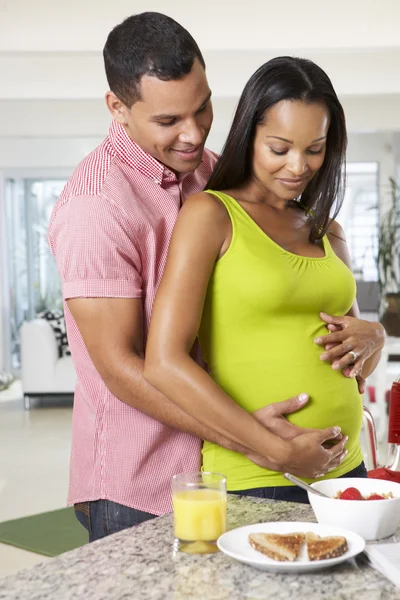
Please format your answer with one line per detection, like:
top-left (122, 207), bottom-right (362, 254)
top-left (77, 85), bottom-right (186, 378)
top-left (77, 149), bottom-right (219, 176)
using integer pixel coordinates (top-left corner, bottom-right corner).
top-left (229, 462), bottom-right (368, 504)
top-left (74, 500), bottom-right (157, 542)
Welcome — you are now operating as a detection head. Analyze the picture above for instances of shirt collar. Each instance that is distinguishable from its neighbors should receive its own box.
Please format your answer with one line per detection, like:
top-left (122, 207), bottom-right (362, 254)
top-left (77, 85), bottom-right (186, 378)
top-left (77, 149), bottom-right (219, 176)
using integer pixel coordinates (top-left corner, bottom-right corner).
top-left (108, 120), bottom-right (178, 186)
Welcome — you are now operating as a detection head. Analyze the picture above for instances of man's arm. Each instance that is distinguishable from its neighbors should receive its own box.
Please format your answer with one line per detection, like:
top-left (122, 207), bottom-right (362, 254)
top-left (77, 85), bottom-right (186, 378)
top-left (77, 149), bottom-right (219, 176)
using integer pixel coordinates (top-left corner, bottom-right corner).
top-left (56, 192), bottom-right (306, 468)
top-left (67, 295), bottom-right (300, 469)
top-left (68, 296), bottom-right (230, 435)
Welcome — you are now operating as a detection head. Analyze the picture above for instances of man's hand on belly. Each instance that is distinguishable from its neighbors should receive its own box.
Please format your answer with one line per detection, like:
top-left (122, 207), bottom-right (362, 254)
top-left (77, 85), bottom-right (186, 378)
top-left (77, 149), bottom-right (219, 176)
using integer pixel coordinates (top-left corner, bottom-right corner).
top-left (283, 427), bottom-right (348, 479)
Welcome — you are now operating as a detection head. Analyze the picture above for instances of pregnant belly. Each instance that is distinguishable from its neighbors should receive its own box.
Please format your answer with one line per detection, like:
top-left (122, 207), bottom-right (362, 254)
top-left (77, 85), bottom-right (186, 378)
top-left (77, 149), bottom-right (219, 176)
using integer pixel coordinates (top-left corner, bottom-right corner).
top-left (287, 380), bottom-right (363, 439)
top-left (212, 360), bottom-right (363, 441)
top-left (205, 360), bottom-right (364, 490)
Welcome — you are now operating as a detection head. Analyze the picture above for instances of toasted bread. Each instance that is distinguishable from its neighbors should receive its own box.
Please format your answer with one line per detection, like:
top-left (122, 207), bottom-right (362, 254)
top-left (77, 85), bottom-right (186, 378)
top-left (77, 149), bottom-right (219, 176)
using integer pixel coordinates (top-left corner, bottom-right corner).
top-left (248, 532), bottom-right (305, 562)
top-left (305, 532), bottom-right (348, 561)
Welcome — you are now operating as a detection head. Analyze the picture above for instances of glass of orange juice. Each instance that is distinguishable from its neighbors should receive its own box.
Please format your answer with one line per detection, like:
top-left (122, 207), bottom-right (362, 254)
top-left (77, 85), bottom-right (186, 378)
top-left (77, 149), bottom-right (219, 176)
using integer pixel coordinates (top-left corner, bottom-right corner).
top-left (172, 471), bottom-right (227, 554)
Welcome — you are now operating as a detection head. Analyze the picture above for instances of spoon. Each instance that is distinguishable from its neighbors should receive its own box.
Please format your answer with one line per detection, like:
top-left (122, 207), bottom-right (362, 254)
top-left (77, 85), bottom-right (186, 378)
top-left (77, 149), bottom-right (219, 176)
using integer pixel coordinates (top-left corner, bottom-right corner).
top-left (283, 473), bottom-right (330, 498)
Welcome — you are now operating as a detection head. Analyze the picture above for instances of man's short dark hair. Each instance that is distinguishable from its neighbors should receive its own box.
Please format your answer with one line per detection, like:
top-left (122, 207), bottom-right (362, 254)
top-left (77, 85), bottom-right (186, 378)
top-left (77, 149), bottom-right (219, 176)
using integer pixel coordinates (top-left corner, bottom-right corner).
top-left (103, 12), bottom-right (206, 107)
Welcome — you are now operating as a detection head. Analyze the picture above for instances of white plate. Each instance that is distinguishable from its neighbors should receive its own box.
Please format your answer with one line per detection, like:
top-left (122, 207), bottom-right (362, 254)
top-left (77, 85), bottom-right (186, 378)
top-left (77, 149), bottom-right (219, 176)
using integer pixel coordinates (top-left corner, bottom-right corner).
top-left (217, 521), bottom-right (365, 573)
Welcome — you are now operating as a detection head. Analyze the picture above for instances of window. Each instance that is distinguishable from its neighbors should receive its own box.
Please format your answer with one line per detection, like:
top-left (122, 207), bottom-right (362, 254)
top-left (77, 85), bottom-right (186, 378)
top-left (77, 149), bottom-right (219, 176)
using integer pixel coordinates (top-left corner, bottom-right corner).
top-left (5, 178), bottom-right (67, 369)
top-left (340, 162), bottom-right (379, 282)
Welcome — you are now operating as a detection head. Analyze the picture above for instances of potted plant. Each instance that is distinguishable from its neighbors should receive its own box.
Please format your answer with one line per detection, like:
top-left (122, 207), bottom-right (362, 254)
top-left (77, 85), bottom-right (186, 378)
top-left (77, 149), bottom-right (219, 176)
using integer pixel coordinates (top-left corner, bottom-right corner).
top-left (377, 178), bottom-right (400, 336)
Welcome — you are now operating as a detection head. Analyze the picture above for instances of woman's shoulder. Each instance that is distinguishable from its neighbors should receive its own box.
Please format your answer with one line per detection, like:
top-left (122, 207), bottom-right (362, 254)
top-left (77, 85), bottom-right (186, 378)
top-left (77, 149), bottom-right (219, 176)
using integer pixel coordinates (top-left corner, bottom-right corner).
top-left (326, 220), bottom-right (352, 267)
top-left (327, 219), bottom-right (346, 242)
top-left (173, 191), bottom-right (231, 256)
top-left (182, 191), bottom-right (231, 224)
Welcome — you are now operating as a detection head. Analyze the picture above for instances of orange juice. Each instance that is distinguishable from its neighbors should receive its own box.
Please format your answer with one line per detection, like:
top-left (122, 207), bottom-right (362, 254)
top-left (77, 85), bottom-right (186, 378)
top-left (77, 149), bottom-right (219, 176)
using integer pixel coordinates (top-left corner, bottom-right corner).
top-left (172, 488), bottom-right (227, 541)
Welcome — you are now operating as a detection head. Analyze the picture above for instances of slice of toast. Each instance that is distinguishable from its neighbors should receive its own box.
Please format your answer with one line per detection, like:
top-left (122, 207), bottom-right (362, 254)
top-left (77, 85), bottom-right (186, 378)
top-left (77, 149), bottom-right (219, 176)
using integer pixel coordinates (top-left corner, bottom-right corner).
top-left (248, 532), bottom-right (305, 562)
top-left (305, 532), bottom-right (348, 561)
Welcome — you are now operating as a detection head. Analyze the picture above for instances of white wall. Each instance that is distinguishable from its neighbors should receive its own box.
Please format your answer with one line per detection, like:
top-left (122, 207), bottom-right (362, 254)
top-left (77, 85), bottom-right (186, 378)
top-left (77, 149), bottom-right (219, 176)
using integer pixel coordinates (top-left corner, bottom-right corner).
top-left (2, 48), bottom-right (400, 100)
top-left (1, 0), bottom-right (399, 51)
top-left (0, 1), bottom-right (400, 103)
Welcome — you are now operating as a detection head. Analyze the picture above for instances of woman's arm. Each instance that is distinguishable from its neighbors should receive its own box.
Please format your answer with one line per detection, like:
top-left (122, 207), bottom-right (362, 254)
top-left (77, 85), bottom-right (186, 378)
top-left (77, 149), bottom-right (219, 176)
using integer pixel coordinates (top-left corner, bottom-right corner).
top-left (315, 221), bottom-right (385, 379)
top-left (144, 192), bottom-right (347, 479)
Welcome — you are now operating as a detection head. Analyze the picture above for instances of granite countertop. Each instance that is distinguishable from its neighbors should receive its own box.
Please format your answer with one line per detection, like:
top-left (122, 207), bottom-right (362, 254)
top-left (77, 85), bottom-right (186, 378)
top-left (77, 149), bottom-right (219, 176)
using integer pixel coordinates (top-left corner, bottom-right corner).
top-left (0, 496), bottom-right (399, 600)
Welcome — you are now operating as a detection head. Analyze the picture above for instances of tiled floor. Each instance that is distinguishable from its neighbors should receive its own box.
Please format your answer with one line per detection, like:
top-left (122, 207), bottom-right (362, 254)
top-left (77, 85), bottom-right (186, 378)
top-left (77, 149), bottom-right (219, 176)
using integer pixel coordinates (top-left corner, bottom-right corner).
top-left (0, 391), bottom-right (73, 577)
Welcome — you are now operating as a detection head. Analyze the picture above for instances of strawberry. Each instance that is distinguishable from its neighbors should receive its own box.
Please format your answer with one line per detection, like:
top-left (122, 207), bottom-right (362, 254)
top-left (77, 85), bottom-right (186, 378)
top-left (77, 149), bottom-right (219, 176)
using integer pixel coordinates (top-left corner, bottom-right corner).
top-left (366, 494), bottom-right (385, 501)
top-left (338, 487), bottom-right (363, 500)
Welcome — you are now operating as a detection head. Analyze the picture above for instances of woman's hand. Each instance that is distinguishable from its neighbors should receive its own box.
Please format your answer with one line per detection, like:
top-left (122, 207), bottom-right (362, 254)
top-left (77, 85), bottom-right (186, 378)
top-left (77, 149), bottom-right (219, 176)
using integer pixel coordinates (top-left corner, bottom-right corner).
top-left (314, 312), bottom-right (385, 378)
top-left (252, 393), bottom-right (342, 441)
top-left (315, 320), bottom-right (366, 393)
top-left (252, 393), bottom-right (313, 440)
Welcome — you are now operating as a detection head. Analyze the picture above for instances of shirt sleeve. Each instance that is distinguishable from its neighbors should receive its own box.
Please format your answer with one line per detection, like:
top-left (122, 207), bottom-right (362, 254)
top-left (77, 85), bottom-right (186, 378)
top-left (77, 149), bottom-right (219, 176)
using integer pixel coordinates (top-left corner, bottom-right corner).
top-left (51, 194), bottom-right (143, 300)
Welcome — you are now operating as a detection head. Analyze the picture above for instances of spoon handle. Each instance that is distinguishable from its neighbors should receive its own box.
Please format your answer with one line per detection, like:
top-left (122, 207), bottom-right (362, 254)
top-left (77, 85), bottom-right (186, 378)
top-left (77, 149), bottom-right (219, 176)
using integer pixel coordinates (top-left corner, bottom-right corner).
top-left (283, 473), bottom-right (328, 498)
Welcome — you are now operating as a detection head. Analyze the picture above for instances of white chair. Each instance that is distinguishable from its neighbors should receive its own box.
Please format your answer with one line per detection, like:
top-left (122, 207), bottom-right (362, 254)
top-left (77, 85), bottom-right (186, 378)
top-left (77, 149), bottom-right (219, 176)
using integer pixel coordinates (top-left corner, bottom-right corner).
top-left (20, 319), bottom-right (76, 409)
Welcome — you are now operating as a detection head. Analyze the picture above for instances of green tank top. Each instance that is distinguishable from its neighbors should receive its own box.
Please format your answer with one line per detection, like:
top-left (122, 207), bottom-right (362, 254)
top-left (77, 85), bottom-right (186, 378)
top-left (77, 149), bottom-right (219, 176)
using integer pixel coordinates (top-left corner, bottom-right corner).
top-left (199, 191), bottom-right (363, 490)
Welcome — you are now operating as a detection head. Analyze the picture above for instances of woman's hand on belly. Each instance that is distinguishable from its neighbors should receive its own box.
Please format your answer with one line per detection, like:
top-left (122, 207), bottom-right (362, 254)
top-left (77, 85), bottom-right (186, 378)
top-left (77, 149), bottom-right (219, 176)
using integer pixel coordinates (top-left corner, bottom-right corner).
top-left (253, 392), bottom-right (331, 440)
top-left (314, 313), bottom-right (385, 378)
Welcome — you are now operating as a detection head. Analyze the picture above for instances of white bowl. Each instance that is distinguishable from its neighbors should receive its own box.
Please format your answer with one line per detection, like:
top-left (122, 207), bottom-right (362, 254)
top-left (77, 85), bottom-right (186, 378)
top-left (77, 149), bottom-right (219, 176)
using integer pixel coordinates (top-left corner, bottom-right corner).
top-left (307, 477), bottom-right (400, 541)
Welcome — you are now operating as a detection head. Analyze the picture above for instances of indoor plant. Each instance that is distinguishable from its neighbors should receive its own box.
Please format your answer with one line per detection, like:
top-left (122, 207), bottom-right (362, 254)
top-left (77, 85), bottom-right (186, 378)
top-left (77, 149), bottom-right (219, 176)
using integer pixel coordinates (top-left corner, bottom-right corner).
top-left (377, 178), bottom-right (400, 336)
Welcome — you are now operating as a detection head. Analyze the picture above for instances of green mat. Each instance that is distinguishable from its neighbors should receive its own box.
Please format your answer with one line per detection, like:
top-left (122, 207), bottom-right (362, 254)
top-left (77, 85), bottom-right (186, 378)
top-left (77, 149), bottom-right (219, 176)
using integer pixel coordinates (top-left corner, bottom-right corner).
top-left (0, 507), bottom-right (88, 556)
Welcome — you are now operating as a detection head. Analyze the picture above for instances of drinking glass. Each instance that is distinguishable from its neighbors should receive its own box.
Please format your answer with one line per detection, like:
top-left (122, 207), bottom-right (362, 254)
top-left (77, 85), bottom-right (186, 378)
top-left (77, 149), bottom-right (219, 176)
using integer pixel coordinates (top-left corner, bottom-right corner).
top-left (172, 471), bottom-right (227, 554)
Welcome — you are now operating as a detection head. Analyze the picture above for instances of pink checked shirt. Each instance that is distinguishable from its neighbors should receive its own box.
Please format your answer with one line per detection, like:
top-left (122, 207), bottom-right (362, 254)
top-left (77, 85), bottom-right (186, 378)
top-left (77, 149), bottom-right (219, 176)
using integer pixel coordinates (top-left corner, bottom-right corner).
top-left (48, 120), bottom-right (218, 515)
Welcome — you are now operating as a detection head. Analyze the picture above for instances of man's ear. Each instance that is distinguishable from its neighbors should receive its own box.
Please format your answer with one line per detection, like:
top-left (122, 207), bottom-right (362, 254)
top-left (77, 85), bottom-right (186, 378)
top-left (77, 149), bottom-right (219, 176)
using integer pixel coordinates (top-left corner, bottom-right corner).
top-left (105, 91), bottom-right (129, 124)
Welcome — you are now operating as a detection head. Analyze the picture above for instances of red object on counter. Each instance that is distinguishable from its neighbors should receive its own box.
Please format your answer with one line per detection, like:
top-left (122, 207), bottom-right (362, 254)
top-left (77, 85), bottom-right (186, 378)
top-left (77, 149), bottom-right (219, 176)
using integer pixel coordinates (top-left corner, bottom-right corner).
top-left (366, 379), bottom-right (400, 481)
top-left (388, 381), bottom-right (400, 444)
top-left (368, 468), bottom-right (400, 483)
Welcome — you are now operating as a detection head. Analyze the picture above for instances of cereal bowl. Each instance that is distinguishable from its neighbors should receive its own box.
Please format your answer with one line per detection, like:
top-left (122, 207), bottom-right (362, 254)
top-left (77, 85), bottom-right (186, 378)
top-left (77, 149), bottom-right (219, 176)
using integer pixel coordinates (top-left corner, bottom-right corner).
top-left (307, 477), bottom-right (400, 540)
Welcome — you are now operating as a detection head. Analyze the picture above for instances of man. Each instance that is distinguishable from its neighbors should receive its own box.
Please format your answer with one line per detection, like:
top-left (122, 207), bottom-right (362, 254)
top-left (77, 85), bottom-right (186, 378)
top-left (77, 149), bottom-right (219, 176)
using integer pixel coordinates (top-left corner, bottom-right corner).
top-left (49, 12), bottom-right (348, 542)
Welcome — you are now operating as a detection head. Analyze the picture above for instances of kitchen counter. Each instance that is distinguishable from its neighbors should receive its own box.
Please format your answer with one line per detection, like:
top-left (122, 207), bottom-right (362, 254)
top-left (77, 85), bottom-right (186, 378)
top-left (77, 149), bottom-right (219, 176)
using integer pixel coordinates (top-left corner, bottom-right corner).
top-left (0, 495), bottom-right (399, 600)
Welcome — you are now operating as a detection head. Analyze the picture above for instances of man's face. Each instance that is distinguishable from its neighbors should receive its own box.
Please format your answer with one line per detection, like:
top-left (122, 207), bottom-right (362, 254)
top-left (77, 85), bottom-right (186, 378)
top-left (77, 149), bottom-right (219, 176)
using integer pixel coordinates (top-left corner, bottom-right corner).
top-left (109, 59), bottom-right (213, 174)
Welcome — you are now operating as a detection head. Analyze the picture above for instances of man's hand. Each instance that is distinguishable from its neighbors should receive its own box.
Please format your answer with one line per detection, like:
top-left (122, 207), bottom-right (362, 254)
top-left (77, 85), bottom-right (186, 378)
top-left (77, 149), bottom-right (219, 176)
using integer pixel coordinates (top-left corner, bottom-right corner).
top-left (283, 428), bottom-right (348, 479)
top-left (253, 393), bottom-right (314, 441)
top-left (247, 425), bottom-right (348, 478)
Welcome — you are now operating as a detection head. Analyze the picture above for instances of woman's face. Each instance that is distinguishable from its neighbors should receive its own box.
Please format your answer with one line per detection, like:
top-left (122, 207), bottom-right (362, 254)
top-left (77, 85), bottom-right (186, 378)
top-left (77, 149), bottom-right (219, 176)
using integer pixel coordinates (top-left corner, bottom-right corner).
top-left (252, 100), bottom-right (330, 201)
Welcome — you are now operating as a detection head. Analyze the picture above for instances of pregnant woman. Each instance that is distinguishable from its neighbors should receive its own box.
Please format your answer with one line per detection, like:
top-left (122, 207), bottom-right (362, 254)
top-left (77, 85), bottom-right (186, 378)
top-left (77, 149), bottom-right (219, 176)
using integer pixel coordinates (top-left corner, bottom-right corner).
top-left (144, 57), bottom-right (384, 502)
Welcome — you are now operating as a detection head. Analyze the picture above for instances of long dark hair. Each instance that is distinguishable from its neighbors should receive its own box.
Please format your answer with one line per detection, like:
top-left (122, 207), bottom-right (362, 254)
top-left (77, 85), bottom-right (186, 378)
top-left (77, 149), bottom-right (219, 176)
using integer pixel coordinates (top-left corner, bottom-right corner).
top-left (207, 56), bottom-right (347, 242)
